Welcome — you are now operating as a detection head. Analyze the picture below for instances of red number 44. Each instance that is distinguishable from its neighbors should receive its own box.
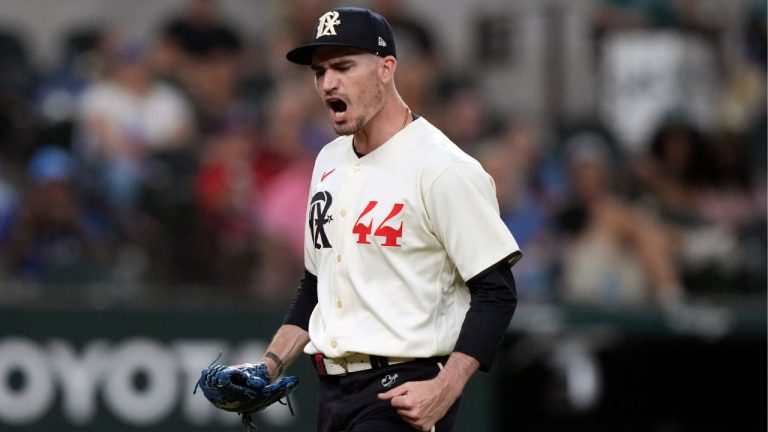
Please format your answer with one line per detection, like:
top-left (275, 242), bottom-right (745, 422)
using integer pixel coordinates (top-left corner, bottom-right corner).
top-left (352, 201), bottom-right (404, 247)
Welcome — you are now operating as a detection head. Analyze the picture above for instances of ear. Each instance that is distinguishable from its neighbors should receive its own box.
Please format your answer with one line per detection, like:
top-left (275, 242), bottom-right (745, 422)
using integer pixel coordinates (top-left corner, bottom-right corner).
top-left (378, 56), bottom-right (397, 84)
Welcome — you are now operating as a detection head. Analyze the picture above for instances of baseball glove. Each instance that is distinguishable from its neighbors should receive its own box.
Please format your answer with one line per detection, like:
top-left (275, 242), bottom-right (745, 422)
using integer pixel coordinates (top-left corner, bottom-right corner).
top-left (194, 360), bottom-right (299, 429)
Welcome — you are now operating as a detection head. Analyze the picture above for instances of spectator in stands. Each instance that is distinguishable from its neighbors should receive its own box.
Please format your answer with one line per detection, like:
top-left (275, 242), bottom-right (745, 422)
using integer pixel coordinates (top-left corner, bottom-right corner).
top-left (254, 0), bottom-right (332, 96)
top-left (0, 28), bottom-right (37, 168)
top-left (477, 120), bottom-right (558, 301)
top-left (76, 35), bottom-right (194, 232)
top-left (0, 146), bottom-right (113, 284)
top-left (632, 121), bottom-right (715, 226)
top-left (193, 80), bottom-right (322, 298)
top-left (194, 115), bottom-right (260, 291)
top-left (154, 0), bottom-right (240, 86)
top-left (698, 131), bottom-right (765, 229)
top-left (434, 77), bottom-right (499, 154)
top-left (252, 81), bottom-right (319, 301)
top-left (632, 123), bottom-right (765, 294)
top-left (0, 165), bottom-right (17, 249)
top-left (681, 130), bottom-right (767, 292)
top-left (177, 20), bottom-right (253, 137)
top-left (372, 0), bottom-right (440, 115)
top-left (556, 132), bottom-right (683, 306)
top-left (35, 26), bottom-right (113, 149)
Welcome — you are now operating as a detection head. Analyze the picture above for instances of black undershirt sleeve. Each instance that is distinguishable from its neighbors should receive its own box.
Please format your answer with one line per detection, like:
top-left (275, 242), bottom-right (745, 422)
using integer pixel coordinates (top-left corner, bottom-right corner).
top-left (453, 255), bottom-right (518, 372)
top-left (282, 269), bottom-right (318, 331)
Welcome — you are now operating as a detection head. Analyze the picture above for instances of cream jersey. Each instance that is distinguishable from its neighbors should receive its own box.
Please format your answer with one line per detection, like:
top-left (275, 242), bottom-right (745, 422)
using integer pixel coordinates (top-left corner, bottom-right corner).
top-left (303, 117), bottom-right (521, 359)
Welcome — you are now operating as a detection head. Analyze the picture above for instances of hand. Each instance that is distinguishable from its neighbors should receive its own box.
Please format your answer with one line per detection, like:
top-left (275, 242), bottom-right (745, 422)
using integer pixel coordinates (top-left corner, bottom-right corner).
top-left (378, 377), bottom-right (458, 431)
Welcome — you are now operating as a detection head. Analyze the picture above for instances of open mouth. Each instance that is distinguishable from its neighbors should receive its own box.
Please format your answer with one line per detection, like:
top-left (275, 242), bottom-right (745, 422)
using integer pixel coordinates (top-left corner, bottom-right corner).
top-left (326, 98), bottom-right (348, 120)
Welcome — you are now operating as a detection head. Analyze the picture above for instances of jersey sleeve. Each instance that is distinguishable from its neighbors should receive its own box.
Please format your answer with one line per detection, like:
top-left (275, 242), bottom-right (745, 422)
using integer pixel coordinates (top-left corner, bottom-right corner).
top-left (424, 162), bottom-right (521, 281)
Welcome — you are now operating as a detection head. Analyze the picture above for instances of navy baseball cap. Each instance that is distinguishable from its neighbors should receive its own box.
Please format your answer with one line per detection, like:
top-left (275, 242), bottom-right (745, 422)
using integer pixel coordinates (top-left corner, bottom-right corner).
top-left (286, 7), bottom-right (396, 65)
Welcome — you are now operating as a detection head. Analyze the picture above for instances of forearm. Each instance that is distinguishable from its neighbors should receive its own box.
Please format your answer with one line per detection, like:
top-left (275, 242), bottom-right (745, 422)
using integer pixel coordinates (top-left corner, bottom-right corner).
top-left (260, 324), bottom-right (310, 379)
top-left (434, 351), bottom-right (479, 400)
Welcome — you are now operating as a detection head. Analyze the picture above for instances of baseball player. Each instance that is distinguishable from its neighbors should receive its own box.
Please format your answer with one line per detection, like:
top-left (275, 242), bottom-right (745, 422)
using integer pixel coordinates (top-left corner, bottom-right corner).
top-left (197, 7), bottom-right (521, 431)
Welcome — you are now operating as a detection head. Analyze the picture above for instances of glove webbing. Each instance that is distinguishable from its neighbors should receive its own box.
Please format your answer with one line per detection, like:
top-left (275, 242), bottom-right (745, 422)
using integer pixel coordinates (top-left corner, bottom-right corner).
top-left (193, 351), bottom-right (223, 396)
top-left (240, 395), bottom-right (294, 432)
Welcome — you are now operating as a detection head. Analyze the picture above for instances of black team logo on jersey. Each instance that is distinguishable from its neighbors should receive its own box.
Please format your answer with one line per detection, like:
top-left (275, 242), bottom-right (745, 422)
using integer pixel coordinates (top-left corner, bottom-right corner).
top-left (309, 191), bottom-right (333, 249)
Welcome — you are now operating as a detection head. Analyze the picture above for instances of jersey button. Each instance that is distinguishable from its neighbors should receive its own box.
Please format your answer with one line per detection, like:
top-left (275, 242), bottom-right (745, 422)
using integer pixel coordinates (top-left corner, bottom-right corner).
top-left (340, 209), bottom-right (347, 218)
top-left (336, 299), bottom-right (342, 309)
top-left (352, 166), bottom-right (360, 173)
top-left (336, 254), bottom-right (341, 263)
top-left (330, 340), bottom-right (338, 348)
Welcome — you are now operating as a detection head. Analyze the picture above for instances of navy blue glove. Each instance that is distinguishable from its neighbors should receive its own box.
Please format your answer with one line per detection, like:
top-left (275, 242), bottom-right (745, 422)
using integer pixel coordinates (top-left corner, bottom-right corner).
top-left (195, 362), bottom-right (299, 414)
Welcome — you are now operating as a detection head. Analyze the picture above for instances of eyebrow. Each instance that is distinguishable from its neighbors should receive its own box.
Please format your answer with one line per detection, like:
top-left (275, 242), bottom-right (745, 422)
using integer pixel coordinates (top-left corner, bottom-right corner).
top-left (310, 58), bottom-right (356, 72)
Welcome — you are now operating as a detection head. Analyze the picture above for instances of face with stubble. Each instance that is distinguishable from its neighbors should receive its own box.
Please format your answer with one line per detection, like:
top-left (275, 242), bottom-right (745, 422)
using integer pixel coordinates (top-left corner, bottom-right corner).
top-left (310, 46), bottom-right (386, 136)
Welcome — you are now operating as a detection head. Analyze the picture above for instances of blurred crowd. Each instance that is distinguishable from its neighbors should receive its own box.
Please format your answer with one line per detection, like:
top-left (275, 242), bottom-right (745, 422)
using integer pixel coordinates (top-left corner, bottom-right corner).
top-left (0, 0), bottom-right (764, 308)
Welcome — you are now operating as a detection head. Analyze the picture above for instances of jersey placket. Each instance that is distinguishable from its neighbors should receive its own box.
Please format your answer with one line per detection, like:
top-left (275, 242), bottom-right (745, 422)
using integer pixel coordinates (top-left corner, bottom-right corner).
top-left (325, 158), bottom-right (364, 356)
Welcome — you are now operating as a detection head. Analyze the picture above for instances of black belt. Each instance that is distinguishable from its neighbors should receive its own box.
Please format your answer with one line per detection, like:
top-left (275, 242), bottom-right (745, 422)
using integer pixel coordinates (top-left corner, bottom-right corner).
top-left (311, 353), bottom-right (449, 376)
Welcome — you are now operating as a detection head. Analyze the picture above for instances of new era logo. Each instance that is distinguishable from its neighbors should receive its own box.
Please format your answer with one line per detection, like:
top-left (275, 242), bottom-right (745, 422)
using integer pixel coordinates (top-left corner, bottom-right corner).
top-left (378, 36), bottom-right (387, 47)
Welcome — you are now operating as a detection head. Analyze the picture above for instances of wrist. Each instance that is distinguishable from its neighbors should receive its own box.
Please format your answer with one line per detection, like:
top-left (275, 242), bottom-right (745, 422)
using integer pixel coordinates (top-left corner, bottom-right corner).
top-left (261, 351), bottom-right (285, 381)
top-left (435, 366), bottom-right (468, 401)
top-left (435, 371), bottom-right (462, 401)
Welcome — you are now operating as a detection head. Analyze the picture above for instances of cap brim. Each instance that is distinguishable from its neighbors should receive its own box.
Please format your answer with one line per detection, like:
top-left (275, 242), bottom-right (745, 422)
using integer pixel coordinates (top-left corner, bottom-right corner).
top-left (286, 42), bottom-right (388, 65)
top-left (285, 44), bottom-right (322, 65)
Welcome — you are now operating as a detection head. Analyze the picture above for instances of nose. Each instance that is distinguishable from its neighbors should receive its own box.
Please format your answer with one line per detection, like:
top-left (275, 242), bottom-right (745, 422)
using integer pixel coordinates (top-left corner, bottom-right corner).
top-left (319, 69), bottom-right (339, 94)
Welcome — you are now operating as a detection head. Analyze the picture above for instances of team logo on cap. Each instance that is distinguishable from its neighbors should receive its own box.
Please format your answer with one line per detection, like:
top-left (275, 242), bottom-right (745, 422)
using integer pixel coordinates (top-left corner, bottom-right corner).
top-left (316, 11), bottom-right (341, 39)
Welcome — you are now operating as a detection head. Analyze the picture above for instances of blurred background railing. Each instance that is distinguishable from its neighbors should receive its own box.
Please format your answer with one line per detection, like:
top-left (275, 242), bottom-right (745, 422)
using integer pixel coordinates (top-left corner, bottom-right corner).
top-left (0, 0), bottom-right (765, 431)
